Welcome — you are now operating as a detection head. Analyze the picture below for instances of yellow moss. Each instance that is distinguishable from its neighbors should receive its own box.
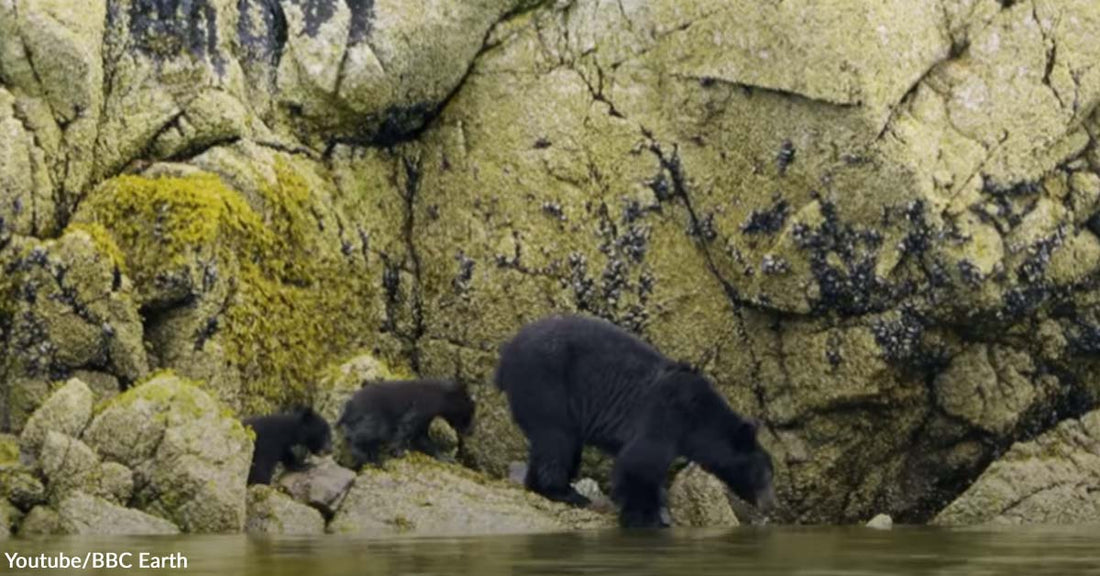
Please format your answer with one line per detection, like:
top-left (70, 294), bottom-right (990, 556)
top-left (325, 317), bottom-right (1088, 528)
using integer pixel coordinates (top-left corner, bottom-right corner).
top-left (63, 222), bottom-right (129, 275)
top-left (78, 167), bottom-right (376, 413)
top-left (389, 515), bottom-right (415, 532)
top-left (0, 435), bottom-right (19, 464)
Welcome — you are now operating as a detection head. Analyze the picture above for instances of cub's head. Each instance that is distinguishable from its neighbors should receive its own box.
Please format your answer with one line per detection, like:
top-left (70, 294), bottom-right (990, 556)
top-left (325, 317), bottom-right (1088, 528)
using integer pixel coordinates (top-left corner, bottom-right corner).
top-left (443, 381), bottom-right (476, 436)
top-left (294, 407), bottom-right (333, 455)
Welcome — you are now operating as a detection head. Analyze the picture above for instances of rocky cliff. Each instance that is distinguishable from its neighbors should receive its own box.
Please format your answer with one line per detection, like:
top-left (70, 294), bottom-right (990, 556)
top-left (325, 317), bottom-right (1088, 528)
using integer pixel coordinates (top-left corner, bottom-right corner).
top-left (2, 0), bottom-right (1100, 530)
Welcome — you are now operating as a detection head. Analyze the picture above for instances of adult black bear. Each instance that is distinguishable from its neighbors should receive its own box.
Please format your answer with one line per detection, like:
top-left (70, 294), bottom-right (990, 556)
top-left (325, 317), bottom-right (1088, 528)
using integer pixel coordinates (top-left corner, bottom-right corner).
top-left (243, 407), bottom-right (332, 485)
top-left (338, 379), bottom-right (475, 467)
top-left (495, 314), bottom-right (776, 527)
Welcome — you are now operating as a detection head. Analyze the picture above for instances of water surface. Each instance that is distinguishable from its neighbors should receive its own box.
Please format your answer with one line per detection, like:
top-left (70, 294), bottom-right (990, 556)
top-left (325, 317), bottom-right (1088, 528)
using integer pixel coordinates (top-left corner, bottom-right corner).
top-left (5, 526), bottom-right (1100, 575)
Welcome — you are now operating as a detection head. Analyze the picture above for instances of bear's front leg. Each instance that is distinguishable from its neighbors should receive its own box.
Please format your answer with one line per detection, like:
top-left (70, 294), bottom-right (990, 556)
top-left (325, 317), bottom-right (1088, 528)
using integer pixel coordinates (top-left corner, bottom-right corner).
top-left (282, 445), bottom-right (310, 472)
top-left (612, 437), bottom-right (676, 528)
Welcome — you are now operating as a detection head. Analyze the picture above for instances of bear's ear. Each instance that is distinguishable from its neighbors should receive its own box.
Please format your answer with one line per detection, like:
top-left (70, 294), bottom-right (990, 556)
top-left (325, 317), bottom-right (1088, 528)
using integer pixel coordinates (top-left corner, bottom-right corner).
top-left (294, 406), bottom-right (313, 421)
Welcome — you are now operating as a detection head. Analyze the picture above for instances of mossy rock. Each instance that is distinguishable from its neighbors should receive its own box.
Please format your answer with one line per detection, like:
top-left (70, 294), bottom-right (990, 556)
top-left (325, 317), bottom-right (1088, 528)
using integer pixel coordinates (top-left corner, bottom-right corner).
top-left (20, 379), bottom-right (93, 456)
top-left (245, 485), bottom-right (325, 535)
top-left (73, 160), bottom-right (391, 414)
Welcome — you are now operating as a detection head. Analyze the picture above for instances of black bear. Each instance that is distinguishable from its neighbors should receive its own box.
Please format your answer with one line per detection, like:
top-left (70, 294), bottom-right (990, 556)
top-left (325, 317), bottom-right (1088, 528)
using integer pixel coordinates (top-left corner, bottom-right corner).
top-left (337, 379), bottom-right (475, 467)
top-left (495, 314), bottom-right (776, 527)
top-left (243, 407), bottom-right (333, 485)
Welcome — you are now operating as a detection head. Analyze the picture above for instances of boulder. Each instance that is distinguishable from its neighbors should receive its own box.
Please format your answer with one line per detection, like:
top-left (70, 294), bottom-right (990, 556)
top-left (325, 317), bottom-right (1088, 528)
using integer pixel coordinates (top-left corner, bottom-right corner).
top-left (934, 410), bottom-right (1100, 526)
top-left (329, 454), bottom-right (614, 536)
top-left (667, 465), bottom-right (739, 527)
top-left (21, 493), bottom-right (179, 536)
top-left (245, 485), bottom-right (325, 535)
top-left (19, 379), bottom-right (93, 455)
top-left (37, 431), bottom-right (134, 505)
top-left (38, 432), bottom-right (100, 501)
top-left (83, 373), bottom-right (252, 532)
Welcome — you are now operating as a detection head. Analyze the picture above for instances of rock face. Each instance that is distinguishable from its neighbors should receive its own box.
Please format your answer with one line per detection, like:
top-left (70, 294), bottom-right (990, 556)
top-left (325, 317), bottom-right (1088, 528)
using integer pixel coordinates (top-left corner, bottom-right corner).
top-left (1, 0), bottom-right (1100, 528)
top-left (329, 454), bottom-right (614, 536)
top-left (934, 410), bottom-right (1100, 526)
top-left (246, 485), bottom-right (325, 535)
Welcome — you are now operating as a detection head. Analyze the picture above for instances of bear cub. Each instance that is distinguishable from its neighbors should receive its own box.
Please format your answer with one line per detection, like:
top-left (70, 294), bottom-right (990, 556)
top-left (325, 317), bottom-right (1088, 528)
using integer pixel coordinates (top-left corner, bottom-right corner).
top-left (338, 379), bottom-right (475, 468)
top-left (243, 407), bottom-right (332, 485)
top-left (495, 314), bottom-right (776, 527)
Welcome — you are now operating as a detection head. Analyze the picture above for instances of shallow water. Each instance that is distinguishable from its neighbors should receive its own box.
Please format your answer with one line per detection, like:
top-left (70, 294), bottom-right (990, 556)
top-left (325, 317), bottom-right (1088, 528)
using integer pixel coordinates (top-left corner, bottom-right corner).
top-left (4, 526), bottom-right (1100, 575)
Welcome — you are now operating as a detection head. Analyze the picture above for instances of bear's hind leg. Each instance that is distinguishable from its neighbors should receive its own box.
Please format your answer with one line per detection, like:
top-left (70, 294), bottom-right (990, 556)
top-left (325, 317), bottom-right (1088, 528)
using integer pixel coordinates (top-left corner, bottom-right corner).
top-left (525, 430), bottom-right (590, 507)
top-left (247, 458), bottom-right (277, 485)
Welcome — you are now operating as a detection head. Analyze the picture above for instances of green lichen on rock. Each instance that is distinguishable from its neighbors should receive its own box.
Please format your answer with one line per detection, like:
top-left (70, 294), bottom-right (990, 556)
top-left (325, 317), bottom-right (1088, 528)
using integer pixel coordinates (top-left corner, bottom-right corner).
top-left (329, 453), bottom-right (614, 536)
top-left (83, 372), bottom-right (252, 533)
top-left (1, 227), bottom-right (148, 431)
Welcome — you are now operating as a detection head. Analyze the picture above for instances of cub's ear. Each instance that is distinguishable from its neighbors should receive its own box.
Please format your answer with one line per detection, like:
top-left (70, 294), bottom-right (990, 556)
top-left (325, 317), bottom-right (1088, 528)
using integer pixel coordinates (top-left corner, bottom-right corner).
top-left (294, 406), bottom-right (313, 421)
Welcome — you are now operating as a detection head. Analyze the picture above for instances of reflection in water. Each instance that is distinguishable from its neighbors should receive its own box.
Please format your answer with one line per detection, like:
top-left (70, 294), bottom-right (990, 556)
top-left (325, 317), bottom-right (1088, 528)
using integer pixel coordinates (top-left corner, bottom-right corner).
top-left (4, 526), bottom-right (1100, 575)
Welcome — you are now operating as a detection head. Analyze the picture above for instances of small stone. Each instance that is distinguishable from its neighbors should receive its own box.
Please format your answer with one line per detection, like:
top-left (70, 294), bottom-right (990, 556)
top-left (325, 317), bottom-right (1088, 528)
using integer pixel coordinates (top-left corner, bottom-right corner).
top-left (507, 461), bottom-right (528, 485)
top-left (278, 456), bottom-right (356, 517)
top-left (866, 513), bottom-right (893, 530)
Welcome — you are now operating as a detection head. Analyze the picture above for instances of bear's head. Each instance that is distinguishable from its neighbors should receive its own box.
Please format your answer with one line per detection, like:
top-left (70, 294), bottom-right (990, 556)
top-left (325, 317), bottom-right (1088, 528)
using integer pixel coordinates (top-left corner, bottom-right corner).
top-left (294, 407), bottom-right (333, 455)
top-left (715, 419), bottom-right (776, 511)
top-left (667, 369), bottom-right (776, 511)
top-left (442, 382), bottom-right (476, 436)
